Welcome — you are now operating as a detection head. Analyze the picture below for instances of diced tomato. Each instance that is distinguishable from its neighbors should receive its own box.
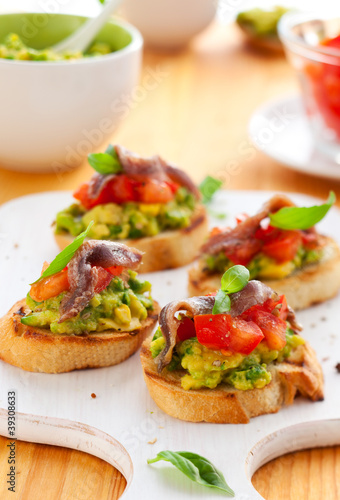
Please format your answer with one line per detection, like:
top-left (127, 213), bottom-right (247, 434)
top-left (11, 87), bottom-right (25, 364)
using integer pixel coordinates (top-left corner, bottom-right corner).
top-left (106, 265), bottom-right (124, 276)
top-left (108, 174), bottom-right (136, 204)
top-left (194, 315), bottom-right (232, 351)
top-left (210, 227), bottom-right (223, 237)
top-left (255, 224), bottom-right (280, 242)
top-left (303, 36), bottom-right (340, 139)
top-left (177, 317), bottom-right (196, 342)
top-left (166, 181), bottom-right (181, 194)
top-left (74, 174), bottom-right (178, 208)
top-left (194, 314), bottom-right (264, 355)
top-left (73, 181), bottom-right (113, 210)
top-left (322, 35), bottom-right (340, 49)
top-left (73, 182), bottom-right (92, 209)
top-left (235, 213), bottom-right (249, 224)
top-left (301, 231), bottom-right (319, 250)
top-left (276, 295), bottom-right (288, 321)
top-left (227, 319), bottom-right (265, 354)
top-left (30, 264), bottom-right (118, 304)
top-left (30, 268), bottom-right (70, 302)
top-left (225, 239), bottom-right (262, 266)
top-left (136, 179), bottom-right (175, 204)
top-left (242, 294), bottom-right (288, 322)
top-left (261, 230), bottom-right (302, 263)
top-left (242, 309), bottom-right (286, 351)
top-left (93, 267), bottom-right (113, 294)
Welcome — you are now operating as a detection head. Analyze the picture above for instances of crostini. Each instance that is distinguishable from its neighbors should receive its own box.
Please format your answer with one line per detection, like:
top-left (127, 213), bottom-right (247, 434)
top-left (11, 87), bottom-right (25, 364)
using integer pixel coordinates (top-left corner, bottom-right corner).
top-left (188, 193), bottom-right (340, 310)
top-left (54, 144), bottom-right (208, 273)
top-left (141, 266), bottom-right (324, 423)
top-left (0, 235), bottom-right (159, 373)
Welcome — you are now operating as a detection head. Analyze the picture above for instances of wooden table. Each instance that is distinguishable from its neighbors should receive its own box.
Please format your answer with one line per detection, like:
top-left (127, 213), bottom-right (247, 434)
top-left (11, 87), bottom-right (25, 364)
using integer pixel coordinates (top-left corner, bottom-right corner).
top-left (0, 22), bottom-right (339, 500)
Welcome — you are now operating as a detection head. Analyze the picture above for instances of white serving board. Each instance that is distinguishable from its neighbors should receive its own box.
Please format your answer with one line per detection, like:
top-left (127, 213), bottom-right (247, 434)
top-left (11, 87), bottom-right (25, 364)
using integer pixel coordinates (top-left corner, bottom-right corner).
top-left (0, 190), bottom-right (339, 500)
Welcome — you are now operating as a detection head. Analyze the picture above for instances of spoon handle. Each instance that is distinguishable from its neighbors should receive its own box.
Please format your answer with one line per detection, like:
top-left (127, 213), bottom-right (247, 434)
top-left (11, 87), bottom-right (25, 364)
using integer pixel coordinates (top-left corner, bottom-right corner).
top-left (52, 0), bottom-right (122, 54)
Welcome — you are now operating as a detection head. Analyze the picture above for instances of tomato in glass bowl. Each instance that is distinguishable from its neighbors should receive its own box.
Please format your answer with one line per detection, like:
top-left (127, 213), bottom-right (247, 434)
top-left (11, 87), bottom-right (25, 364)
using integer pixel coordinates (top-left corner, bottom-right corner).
top-left (279, 12), bottom-right (340, 162)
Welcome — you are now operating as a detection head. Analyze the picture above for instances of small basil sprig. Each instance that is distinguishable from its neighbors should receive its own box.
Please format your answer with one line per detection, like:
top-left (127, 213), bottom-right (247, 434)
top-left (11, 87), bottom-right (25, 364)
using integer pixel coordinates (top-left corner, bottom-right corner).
top-left (88, 144), bottom-right (123, 175)
top-left (199, 176), bottom-right (223, 204)
top-left (31, 222), bottom-right (93, 284)
top-left (147, 450), bottom-right (235, 496)
top-left (212, 265), bottom-right (250, 315)
top-left (269, 191), bottom-right (336, 230)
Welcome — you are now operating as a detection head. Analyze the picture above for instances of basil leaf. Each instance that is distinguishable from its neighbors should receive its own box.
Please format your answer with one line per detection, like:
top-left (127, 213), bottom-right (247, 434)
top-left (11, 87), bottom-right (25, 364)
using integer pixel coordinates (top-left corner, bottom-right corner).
top-left (221, 265), bottom-right (250, 294)
top-left (88, 145), bottom-right (122, 175)
top-left (212, 289), bottom-right (231, 315)
top-left (269, 191), bottom-right (336, 230)
top-left (31, 222), bottom-right (94, 284)
top-left (199, 176), bottom-right (223, 204)
top-left (147, 450), bottom-right (234, 496)
top-left (104, 144), bottom-right (116, 157)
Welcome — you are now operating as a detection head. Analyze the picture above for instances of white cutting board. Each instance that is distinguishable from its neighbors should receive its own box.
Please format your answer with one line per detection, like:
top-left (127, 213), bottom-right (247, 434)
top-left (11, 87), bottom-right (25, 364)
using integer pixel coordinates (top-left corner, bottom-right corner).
top-left (0, 190), bottom-right (339, 500)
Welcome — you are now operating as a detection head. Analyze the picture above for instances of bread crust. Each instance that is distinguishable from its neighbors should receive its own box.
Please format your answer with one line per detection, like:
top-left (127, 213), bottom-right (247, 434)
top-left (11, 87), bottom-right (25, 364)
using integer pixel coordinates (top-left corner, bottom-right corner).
top-left (140, 336), bottom-right (324, 423)
top-left (0, 299), bottom-right (160, 373)
top-left (55, 204), bottom-right (208, 273)
top-left (188, 236), bottom-right (340, 310)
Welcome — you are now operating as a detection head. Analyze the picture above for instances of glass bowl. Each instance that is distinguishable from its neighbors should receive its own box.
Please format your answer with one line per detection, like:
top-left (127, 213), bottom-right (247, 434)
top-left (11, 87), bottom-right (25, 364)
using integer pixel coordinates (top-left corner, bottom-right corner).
top-left (279, 12), bottom-right (340, 163)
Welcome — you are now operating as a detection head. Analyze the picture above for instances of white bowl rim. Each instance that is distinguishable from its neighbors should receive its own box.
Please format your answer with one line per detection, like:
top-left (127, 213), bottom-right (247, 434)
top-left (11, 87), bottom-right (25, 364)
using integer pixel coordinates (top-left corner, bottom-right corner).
top-left (0, 13), bottom-right (143, 67)
top-left (278, 10), bottom-right (340, 58)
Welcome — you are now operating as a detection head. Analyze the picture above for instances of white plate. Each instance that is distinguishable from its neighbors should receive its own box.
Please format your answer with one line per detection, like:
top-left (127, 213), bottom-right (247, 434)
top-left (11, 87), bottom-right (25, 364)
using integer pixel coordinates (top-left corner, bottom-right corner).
top-left (0, 190), bottom-right (339, 499)
top-left (248, 95), bottom-right (340, 181)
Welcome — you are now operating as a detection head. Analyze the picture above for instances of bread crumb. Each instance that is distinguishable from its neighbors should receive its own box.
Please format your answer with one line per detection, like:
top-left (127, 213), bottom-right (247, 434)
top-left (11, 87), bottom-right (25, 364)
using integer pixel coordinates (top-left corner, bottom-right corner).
top-left (13, 243), bottom-right (19, 249)
top-left (322, 357), bottom-right (329, 362)
top-left (148, 438), bottom-right (157, 445)
top-left (91, 393), bottom-right (97, 399)
top-left (158, 426), bottom-right (164, 429)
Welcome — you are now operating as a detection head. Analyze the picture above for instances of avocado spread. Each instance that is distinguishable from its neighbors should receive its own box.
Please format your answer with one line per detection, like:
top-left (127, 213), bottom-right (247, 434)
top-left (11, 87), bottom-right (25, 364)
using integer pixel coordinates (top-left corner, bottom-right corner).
top-left (150, 327), bottom-right (304, 391)
top-left (204, 245), bottom-right (323, 280)
top-left (236, 7), bottom-right (290, 38)
top-left (21, 271), bottom-right (153, 335)
top-left (55, 187), bottom-right (196, 240)
top-left (0, 33), bottom-right (113, 61)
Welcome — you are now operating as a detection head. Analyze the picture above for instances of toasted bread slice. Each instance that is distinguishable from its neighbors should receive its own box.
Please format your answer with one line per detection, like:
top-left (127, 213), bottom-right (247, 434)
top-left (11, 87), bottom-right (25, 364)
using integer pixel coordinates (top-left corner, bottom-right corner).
top-left (188, 236), bottom-right (340, 310)
top-left (55, 204), bottom-right (208, 273)
top-left (140, 336), bottom-right (324, 423)
top-left (0, 299), bottom-right (160, 373)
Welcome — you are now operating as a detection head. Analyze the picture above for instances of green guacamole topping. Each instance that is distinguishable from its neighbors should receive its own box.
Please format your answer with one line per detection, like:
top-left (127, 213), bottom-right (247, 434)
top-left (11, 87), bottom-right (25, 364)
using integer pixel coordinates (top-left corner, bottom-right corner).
top-left (150, 327), bottom-right (305, 391)
top-left (0, 33), bottom-right (113, 61)
top-left (236, 7), bottom-right (290, 38)
top-left (55, 187), bottom-right (196, 240)
top-left (21, 271), bottom-right (153, 335)
top-left (204, 245), bottom-right (323, 281)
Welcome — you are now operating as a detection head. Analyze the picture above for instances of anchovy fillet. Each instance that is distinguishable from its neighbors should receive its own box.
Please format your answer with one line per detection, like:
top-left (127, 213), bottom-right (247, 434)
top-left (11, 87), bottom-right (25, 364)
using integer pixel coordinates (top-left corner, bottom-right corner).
top-left (59, 241), bottom-right (142, 323)
top-left (201, 194), bottom-right (295, 256)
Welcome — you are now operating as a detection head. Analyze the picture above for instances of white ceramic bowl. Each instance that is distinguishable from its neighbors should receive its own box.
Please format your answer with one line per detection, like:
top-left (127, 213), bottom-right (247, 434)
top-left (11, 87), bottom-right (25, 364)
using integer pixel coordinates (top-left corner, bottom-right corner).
top-left (0, 13), bottom-right (143, 173)
top-left (121, 0), bottom-right (217, 49)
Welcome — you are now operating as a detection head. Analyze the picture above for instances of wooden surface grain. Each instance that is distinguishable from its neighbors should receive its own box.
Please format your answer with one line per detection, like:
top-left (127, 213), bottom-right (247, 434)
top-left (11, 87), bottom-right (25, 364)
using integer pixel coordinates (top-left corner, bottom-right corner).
top-left (0, 21), bottom-right (339, 500)
top-left (0, 435), bottom-right (126, 500)
top-left (252, 446), bottom-right (340, 500)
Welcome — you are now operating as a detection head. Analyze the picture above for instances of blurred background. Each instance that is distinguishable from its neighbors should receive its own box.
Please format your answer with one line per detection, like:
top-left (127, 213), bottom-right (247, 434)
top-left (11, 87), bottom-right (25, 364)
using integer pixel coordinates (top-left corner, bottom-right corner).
top-left (0, 0), bottom-right (335, 19)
